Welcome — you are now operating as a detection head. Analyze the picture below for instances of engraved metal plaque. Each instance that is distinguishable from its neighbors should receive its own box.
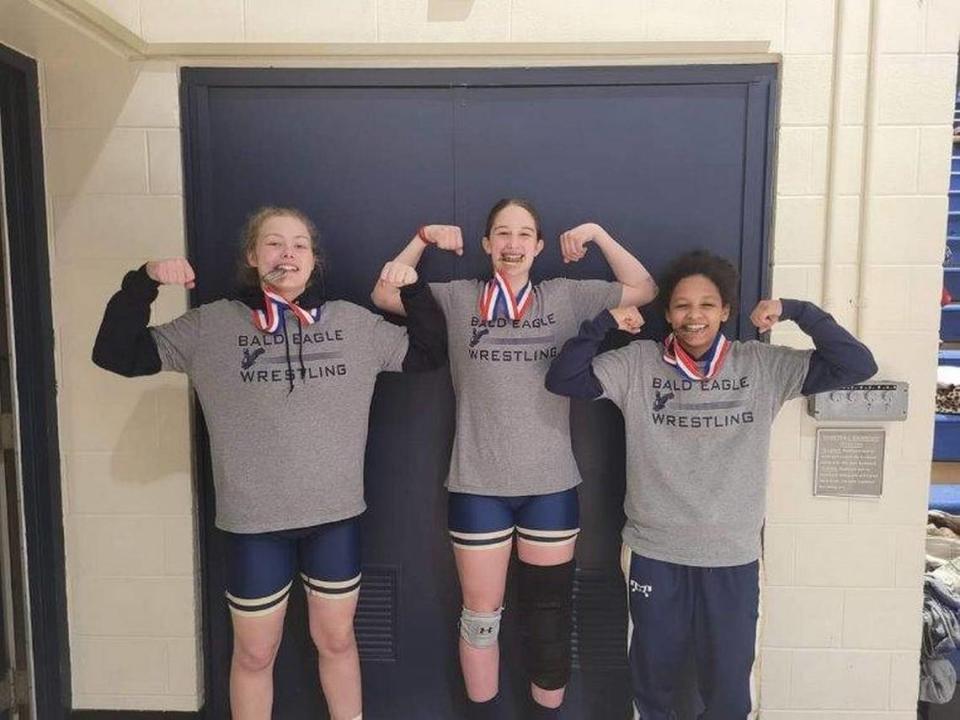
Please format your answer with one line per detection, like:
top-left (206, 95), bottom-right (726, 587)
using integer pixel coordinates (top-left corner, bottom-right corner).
top-left (813, 428), bottom-right (885, 498)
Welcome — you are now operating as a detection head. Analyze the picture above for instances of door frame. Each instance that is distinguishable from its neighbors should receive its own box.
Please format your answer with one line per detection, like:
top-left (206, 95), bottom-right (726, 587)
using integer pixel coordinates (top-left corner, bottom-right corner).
top-left (0, 44), bottom-right (68, 719)
top-left (181, 63), bottom-right (779, 716)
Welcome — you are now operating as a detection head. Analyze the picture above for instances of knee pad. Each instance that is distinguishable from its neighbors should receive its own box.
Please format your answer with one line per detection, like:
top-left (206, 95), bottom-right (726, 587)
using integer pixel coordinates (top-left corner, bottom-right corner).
top-left (518, 559), bottom-right (575, 691)
top-left (459, 606), bottom-right (503, 649)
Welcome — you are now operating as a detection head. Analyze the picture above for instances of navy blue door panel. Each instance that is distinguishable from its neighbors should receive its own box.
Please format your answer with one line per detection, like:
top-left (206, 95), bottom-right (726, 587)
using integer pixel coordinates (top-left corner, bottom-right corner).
top-left (186, 81), bottom-right (462, 719)
top-left (195, 85), bottom-right (459, 302)
top-left (181, 65), bottom-right (778, 720)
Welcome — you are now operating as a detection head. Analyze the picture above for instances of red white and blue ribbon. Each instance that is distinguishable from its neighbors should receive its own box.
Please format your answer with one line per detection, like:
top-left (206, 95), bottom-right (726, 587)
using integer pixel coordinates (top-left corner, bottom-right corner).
top-left (252, 288), bottom-right (319, 333)
top-left (662, 332), bottom-right (731, 381)
top-left (478, 271), bottom-right (533, 321)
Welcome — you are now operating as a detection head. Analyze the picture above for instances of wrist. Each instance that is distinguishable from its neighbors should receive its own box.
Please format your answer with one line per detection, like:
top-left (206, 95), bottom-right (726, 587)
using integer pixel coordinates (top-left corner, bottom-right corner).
top-left (779, 298), bottom-right (802, 321)
top-left (589, 224), bottom-right (611, 247)
top-left (417, 226), bottom-right (433, 247)
top-left (400, 276), bottom-right (426, 297)
top-left (124, 265), bottom-right (161, 298)
top-left (596, 309), bottom-right (618, 332)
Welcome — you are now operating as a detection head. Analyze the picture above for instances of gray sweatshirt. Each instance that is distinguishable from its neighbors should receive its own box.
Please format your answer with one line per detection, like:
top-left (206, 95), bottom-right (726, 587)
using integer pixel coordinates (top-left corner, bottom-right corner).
top-left (592, 338), bottom-right (810, 566)
top-left (429, 277), bottom-right (621, 496)
top-left (151, 299), bottom-right (408, 533)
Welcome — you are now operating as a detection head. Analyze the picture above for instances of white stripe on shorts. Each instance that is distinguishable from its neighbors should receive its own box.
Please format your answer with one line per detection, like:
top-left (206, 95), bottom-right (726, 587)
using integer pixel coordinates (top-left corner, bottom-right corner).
top-left (449, 527), bottom-right (515, 549)
top-left (301, 572), bottom-right (361, 599)
top-left (516, 526), bottom-right (580, 546)
top-left (226, 581), bottom-right (292, 617)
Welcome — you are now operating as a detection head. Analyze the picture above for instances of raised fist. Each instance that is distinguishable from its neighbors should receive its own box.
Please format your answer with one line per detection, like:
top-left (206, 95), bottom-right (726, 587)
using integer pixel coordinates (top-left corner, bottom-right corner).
top-left (749, 299), bottom-right (783, 333)
top-left (559, 223), bottom-right (601, 264)
top-left (421, 225), bottom-right (463, 256)
top-left (145, 258), bottom-right (196, 289)
top-left (378, 261), bottom-right (419, 288)
top-left (609, 306), bottom-right (645, 334)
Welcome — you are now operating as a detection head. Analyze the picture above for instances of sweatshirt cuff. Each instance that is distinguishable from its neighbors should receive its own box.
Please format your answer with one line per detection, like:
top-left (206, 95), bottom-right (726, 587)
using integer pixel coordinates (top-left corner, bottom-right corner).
top-left (779, 298), bottom-right (830, 330)
top-left (779, 298), bottom-right (804, 322)
top-left (121, 265), bottom-right (161, 301)
top-left (594, 308), bottom-right (619, 333)
top-left (399, 276), bottom-right (428, 299)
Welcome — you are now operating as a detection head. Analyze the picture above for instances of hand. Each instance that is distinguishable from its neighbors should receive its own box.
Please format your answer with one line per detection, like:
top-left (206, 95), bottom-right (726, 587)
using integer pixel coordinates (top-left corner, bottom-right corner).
top-left (559, 223), bottom-right (601, 264)
top-left (378, 261), bottom-right (418, 288)
top-left (421, 225), bottom-right (463, 256)
top-left (750, 299), bottom-right (783, 333)
top-left (609, 306), bottom-right (645, 334)
top-left (145, 258), bottom-right (196, 289)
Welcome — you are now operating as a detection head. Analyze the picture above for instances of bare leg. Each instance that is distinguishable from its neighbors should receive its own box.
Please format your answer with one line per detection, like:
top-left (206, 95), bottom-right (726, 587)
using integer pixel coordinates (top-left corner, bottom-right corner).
top-left (230, 602), bottom-right (288, 720)
top-left (307, 591), bottom-right (362, 720)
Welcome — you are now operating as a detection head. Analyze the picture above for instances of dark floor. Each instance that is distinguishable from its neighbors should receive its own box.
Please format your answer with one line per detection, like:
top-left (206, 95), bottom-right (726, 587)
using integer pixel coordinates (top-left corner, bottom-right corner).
top-left (919, 685), bottom-right (960, 719)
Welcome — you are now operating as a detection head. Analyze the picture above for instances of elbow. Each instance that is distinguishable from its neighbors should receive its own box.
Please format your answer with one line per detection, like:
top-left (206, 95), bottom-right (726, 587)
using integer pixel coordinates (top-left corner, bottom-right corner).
top-left (544, 367), bottom-right (561, 395)
top-left (856, 352), bottom-right (879, 383)
top-left (642, 279), bottom-right (660, 305)
top-left (544, 366), bottom-right (570, 397)
top-left (91, 349), bottom-right (131, 377)
top-left (833, 352), bottom-right (878, 387)
top-left (91, 344), bottom-right (119, 375)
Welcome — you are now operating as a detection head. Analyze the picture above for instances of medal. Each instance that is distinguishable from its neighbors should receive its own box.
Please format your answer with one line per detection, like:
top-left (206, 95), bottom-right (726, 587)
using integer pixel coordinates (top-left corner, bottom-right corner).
top-left (662, 332), bottom-right (731, 381)
top-left (478, 271), bottom-right (533, 321)
top-left (252, 287), bottom-right (319, 332)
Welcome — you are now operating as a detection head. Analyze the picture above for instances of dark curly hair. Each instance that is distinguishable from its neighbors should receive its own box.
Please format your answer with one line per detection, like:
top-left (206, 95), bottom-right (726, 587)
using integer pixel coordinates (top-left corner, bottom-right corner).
top-left (659, 250), bottom-right (739, 310)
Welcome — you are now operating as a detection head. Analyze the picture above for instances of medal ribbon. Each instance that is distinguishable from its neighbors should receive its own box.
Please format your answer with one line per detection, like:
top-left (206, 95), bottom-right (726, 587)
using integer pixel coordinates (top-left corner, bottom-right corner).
top-left (662, 332), bottom-right (731, 381)
top-left (252, 287), bottom-right (319, 332)
top-left (478, 271), bottom-right (533, 321)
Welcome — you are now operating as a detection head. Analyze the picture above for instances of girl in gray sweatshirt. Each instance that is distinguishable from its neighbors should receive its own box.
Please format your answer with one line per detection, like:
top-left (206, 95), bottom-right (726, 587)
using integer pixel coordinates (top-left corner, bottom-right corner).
top-left (93, 206), bottom-right (445, 720)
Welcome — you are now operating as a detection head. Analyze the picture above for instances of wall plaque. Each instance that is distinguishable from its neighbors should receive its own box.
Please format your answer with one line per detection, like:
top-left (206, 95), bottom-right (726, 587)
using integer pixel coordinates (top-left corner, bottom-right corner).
top-left (813, 428), bottom-right (885, 498)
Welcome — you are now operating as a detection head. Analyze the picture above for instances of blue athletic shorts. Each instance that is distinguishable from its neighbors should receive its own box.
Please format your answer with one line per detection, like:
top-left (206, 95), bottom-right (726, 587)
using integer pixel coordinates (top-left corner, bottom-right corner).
top-left (222, 515), bottom-right (361, 616)
top-left (447, 488), bottom-right (580, 550)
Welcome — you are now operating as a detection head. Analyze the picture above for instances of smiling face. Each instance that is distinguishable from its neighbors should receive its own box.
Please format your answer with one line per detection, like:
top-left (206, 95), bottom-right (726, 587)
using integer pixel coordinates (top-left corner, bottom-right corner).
top-left (665, 274), bottom-right (731, 358)
top-left (481, 203), bottom-right (544, 287)
top-left (246, 214), bottom-right (316, 301)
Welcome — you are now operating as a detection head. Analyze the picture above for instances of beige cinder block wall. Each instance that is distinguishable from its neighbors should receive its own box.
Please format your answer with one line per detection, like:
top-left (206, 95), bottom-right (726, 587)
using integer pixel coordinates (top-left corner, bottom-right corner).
top-left (0, 0), bottom-right (199, 711)
top-left (3, 0), bottom-right (959, 715)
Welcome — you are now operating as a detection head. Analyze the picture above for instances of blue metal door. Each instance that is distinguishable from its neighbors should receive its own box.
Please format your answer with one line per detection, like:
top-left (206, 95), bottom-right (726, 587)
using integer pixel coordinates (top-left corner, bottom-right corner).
top-left (182, 64), bottom-right (777, 719)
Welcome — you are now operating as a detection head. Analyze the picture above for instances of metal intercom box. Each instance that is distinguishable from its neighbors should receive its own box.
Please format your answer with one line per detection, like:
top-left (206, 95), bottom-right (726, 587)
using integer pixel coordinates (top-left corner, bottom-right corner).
top-left (806, 381), bottom-right (909, 422)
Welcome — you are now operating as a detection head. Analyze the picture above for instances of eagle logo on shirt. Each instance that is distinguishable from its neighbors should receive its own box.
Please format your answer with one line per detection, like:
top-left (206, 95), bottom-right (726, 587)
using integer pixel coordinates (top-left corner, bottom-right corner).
top-left (241, 347), bottom-right (265, 370)
top-left (469, 327), bottom-right (489, 348)
top-left (653, 390), bottom-right (674, 411)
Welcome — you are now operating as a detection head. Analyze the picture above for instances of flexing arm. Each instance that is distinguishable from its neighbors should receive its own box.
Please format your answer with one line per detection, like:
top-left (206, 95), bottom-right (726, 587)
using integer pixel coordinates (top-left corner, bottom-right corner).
top-left (545, 307), bottom-right (644, 399)
top-left (91, 258), bottom-right (196, 377)
top-left (751, 299), bottom-right (878, 395)
top-left (559, 223), bottom-right (658, 307)
top-left (371, 225), bottom-right (463, 316)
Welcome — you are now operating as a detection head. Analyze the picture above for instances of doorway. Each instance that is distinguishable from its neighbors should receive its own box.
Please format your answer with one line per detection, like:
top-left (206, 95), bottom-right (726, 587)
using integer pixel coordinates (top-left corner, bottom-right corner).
top-left (182, 64), bottom-right (778, 719)
top-left (0, 43), bottom-right (69, 720)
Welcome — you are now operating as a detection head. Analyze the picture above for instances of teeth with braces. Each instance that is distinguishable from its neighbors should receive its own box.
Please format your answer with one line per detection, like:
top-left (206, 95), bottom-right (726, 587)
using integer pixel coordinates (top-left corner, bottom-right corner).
top-left (262, 268), bottom-right (287, 283)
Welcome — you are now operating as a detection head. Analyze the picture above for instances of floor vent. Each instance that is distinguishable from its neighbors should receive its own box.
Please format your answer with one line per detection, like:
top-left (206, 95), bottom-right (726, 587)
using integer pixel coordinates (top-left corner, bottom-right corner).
top-left (356, 564), bottom-right (399, 662)
top-left (571, 568), bottom-right (627, 670)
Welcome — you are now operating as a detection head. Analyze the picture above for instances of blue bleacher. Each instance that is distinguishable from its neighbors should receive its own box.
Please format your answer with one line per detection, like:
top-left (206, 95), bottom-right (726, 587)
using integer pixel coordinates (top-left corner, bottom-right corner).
top-left (934, 95), bottom-right (960, 462)
top-left (939, 307), bottom-right (960, 343)
top-left (930, 483), bottom-right (960, 515)
top-left (923, 93), bottom-right (960, 720)
top-left (948, 236), bottom-right (960, 266)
